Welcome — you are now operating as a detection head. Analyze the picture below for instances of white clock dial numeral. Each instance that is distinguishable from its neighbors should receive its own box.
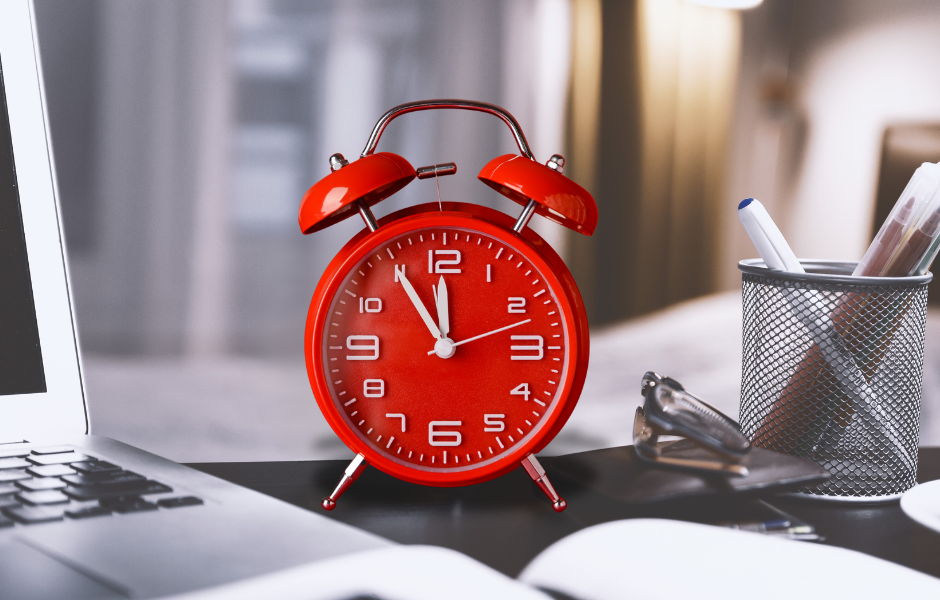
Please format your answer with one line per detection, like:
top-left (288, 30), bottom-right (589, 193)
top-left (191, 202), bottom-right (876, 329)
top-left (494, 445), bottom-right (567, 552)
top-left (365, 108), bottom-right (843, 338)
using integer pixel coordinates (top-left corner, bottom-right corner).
top-left (394, 264), bottom-right (406, 282)
top-left (428, 421), bottom-right (462, 446)
top-left (429, 249), bottom-right (461, 273)
top-left (346, 335), bottom-right (379, 360)
top-left (508, 297), bottom-right (526, 313)
top-left (386, 413), bottom-right (406, 432)
top-left (510, 383), bottom-right (531, 401)
top-left (510, 335), bottom-right (544, 360)
top-left (363, 379), bottom-right (385, 397)
top-left (483, 414), bottom-right (505, 432)
top-left (360, 298), bottom-right (382, 313)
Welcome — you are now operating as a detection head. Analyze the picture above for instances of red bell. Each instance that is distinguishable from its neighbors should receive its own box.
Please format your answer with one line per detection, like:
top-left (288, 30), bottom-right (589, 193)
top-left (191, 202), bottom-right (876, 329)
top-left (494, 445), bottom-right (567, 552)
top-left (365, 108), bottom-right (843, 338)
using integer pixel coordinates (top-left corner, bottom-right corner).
top-left (298, 152), bottom-right (416, 234)
top-left (478, 154), bottom-right (597, 236)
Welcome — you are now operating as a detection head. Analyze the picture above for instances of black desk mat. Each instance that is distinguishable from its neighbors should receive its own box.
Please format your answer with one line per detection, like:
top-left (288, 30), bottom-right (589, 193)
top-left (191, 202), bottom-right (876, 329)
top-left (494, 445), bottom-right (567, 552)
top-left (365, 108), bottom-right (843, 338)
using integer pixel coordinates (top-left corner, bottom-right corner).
top-left (544, 443), bottom-right (831, 504)
top-left (189, 447), bottom-right (940, 579)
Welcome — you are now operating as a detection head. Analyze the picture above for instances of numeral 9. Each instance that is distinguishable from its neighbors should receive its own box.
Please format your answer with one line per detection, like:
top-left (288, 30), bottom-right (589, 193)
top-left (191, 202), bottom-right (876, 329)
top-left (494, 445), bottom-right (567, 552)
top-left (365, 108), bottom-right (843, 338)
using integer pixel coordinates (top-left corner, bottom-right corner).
top-left (346, 335), bottom-right (379, 360)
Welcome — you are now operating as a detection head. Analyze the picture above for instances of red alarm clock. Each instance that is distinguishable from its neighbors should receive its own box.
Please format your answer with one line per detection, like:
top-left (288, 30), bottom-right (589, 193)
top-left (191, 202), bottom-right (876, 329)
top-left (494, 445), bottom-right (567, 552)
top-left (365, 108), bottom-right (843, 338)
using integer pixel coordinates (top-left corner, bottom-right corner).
top-left (299, 100), bottom-right (596, 512)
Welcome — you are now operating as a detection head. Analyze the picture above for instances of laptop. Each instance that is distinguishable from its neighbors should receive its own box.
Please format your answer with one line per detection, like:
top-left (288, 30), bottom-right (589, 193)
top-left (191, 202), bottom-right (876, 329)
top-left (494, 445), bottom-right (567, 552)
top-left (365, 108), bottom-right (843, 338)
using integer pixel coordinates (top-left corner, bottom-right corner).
top-left (0, 2), bottom-right (390, 599)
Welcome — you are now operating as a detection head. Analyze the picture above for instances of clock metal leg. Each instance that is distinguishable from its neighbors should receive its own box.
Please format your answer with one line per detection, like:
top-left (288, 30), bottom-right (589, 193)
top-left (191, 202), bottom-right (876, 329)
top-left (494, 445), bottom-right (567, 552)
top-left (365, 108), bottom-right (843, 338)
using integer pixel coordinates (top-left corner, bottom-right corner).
top-left (322, 453), bottom-right (368, 511)
top-left (521, 453), bottom-right (567, 512)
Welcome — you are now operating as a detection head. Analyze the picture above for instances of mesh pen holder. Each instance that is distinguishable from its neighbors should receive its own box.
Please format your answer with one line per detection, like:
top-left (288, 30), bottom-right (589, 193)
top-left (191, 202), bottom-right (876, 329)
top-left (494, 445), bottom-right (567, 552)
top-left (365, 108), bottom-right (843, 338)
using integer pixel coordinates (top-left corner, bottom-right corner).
top-left (738, 259), bottom-right (930, 502)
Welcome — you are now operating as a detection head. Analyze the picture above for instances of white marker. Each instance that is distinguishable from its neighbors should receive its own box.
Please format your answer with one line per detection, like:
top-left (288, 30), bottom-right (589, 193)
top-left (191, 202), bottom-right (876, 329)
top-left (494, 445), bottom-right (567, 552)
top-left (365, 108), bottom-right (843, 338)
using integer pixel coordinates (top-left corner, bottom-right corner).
top-left (737, 198), bottom-right (804, 273)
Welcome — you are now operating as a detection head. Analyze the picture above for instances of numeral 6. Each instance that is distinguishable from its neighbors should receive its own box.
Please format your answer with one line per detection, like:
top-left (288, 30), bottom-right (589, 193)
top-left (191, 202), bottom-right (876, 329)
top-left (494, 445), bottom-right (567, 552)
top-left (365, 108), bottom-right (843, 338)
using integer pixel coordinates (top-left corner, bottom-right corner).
top-left (428, 421), bottom-right (462, 446)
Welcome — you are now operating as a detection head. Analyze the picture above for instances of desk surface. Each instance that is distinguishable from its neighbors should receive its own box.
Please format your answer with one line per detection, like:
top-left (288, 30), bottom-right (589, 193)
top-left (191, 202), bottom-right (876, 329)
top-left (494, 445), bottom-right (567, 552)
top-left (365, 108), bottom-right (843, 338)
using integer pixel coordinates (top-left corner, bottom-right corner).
top-left (189, 447), bottom-right (940, 579)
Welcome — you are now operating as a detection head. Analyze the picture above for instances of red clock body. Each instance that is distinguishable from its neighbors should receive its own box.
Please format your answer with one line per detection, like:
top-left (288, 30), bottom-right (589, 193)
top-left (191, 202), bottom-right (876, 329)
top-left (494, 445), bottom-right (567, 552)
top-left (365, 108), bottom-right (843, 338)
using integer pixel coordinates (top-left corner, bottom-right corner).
top-left (298, 100), bottom-right (597, 510)
top-left (305, 203), bottom-right (589, 486)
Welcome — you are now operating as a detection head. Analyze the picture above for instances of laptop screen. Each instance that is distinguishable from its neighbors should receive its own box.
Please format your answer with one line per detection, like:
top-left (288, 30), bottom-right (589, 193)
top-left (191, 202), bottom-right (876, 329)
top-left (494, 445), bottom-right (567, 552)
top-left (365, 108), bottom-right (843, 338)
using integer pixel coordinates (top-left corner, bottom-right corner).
top-left (0, 56), bottom-right (46, 396)
top-left (0, 57), bottom-right (46, 396)
top-left (0, 1), bottom-right (86, 442)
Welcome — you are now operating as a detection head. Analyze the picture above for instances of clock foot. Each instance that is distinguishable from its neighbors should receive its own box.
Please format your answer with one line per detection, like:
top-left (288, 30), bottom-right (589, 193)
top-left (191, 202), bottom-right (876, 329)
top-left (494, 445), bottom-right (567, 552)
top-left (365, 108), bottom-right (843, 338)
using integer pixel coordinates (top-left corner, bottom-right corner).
top-left (521, 453), bottom-right (566, 512)
top-left (322, 453), bottom-right (368, 511)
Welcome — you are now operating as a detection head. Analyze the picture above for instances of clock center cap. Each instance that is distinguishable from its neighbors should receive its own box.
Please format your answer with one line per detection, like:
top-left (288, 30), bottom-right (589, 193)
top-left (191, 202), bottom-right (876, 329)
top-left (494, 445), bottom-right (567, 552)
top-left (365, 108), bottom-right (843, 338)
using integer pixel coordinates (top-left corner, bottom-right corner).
top-left (434, 338), bottom-right (456, 359)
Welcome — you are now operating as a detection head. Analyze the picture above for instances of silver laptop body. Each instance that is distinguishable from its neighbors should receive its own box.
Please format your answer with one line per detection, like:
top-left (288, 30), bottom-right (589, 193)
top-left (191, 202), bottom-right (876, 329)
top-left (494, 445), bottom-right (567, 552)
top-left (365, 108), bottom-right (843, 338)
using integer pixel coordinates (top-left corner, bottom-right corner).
top-left (0, 3), bottom-right (389, 599)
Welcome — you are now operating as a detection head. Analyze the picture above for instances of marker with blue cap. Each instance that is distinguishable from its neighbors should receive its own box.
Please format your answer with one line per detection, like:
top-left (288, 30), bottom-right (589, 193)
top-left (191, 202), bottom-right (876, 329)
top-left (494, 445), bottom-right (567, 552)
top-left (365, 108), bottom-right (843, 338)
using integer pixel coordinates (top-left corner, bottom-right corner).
top-left (737, 198), bottom-right (804, 274)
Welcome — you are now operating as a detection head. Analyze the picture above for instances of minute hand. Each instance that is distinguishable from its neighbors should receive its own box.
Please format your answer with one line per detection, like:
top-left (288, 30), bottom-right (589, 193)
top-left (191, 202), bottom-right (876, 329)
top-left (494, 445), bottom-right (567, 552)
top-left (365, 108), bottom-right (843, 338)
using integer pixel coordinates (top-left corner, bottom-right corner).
top-left (427, 319), bottom-right (531, 355)
top-left (398, 272), bottom-right (442, 340)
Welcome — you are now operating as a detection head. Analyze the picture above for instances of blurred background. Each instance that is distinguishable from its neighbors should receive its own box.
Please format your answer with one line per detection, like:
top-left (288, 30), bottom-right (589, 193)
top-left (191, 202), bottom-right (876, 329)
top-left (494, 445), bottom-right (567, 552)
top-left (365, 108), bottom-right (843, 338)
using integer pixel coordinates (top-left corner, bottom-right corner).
top-left (32, 0), bottom-right (940, 462)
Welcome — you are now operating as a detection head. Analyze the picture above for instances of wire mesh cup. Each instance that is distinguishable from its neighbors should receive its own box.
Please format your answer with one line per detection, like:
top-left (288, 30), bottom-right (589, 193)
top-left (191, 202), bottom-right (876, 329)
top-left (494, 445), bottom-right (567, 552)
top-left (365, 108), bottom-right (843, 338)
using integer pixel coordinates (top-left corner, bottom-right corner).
top-left (738, 259), bottom-right (931, 501)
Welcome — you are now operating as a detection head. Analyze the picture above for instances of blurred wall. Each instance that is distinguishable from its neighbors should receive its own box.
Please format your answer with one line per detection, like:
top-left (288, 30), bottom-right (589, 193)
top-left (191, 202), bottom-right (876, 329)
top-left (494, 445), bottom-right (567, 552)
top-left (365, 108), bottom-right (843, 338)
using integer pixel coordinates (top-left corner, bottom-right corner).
top-left (568, 0), bottom-right (940, 323)
top-left (35, 0), bottom-right (574, 358)
top-left (720, 0), bottom-right (940, 289)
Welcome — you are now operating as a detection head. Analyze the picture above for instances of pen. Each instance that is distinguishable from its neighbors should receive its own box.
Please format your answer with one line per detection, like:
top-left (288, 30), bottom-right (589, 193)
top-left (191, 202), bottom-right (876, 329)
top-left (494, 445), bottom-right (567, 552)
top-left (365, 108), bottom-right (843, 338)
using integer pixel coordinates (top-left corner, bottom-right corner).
top-left (915, 233), bottom-right (940, 275)
top-left (885, 207), bottom-right (940, 276)
top-left (737, 198), bottom-right (804, 273)
top-left (853, 196), bottom-right (916, 276)
top-left (856, 161), bottom-right (940, 277)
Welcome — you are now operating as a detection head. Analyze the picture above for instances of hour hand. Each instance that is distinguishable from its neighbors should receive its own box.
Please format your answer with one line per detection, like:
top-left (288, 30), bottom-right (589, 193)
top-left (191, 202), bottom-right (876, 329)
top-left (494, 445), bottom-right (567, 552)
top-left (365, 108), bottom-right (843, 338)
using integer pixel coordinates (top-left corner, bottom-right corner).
top-left (435, 276), bottom-right (449, 338)
top-left (397, 271), bottom-right (442, 340)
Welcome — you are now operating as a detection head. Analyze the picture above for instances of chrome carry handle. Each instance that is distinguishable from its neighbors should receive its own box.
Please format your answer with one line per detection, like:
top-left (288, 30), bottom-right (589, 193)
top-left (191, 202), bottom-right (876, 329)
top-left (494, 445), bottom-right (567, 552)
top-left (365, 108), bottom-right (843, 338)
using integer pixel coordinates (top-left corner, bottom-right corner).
top-left (360, 99), bottom-right (535, 160)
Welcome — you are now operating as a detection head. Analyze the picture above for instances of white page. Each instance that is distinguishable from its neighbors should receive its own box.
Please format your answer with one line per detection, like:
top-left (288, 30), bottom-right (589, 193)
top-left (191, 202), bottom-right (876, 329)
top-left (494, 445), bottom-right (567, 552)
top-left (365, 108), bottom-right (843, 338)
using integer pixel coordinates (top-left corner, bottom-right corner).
top-left (156, 545), bottom-right (552, 600)
top-left (519, 518), bottom-right (940, 600)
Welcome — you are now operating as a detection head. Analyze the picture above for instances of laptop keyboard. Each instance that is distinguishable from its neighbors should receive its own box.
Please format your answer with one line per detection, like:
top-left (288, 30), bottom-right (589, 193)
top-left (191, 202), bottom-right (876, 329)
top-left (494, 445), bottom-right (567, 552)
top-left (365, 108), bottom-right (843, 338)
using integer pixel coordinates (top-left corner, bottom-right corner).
top-left (0, 446), bottom-right (202, 528)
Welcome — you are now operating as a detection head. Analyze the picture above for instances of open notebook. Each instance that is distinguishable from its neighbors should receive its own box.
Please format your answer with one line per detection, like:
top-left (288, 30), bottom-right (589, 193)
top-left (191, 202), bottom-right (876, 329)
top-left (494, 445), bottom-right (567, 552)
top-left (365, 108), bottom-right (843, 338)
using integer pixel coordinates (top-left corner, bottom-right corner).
top-left (157, 518), bottom-right (940, 600)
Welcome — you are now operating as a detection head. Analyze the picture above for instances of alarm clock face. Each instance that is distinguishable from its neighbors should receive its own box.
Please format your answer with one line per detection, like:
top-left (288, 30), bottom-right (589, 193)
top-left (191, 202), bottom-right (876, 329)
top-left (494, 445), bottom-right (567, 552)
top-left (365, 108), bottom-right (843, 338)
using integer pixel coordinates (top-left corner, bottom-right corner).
top-left (306, 205), bottom-right (586, 486)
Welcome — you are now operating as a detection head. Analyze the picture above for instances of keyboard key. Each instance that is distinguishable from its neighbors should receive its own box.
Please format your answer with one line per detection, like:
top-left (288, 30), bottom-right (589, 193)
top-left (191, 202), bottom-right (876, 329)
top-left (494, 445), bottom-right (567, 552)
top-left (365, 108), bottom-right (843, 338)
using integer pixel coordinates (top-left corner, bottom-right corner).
top-left (62, 471), bottom-right (147, 486)
top-left (70, 461), bottom-right (119, 474)
top-left (65, 505), bottom-right (112, 520)
top-left (63, 471), bottom-right (145, 487)
top-left (0, 457), bottom-right (30, 470)
top-left (0, 482), bottom-right (18, 496)
top-left (0, 469), bottom-right (31, 483)
top-left (17, 478), bottom-right (67, 491)
top-left (0, 448), bottom-right (29, 459)
top-left (30, 446), bottom-right (75, 455)
top-left (17, 490), bottom-right (70, 505)
top-left (27, 452), bottom-right (87, 466)
top-left (27, 464), bottom-right (75, 477)
top-left (0, 497), bottom-right (21, 510)
top-left (157, 496), bottom-right (203, 509)
top-left (99, 495), bottom-right (143, 507)
top-left (0, 512), bottom-right (13, 527)
top-left (111, 499), bottom-right (158, 514)
top-left (5, 505), bottom-right (65, 524)
top-left (64, 481), bottom-right (172, 501)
